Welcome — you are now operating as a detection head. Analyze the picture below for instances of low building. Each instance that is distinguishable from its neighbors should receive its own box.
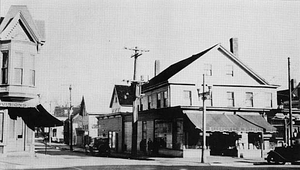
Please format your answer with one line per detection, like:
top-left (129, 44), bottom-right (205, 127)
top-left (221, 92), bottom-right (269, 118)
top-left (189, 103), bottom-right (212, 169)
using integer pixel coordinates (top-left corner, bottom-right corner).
top-left (97, 85), bottom-right (133, 153)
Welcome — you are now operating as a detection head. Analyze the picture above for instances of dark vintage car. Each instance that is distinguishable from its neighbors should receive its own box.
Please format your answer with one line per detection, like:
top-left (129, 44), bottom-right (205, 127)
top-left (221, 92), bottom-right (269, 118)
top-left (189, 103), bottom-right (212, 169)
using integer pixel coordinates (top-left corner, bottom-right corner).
top-left (85, 137), bottom-right (110, 156)
top-left (267, 144), bottom-right (300, 165)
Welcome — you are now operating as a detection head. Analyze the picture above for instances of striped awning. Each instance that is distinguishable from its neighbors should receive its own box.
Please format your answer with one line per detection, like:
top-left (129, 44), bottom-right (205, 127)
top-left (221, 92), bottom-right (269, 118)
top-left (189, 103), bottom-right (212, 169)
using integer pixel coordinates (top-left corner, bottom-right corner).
top-left (183, 110), bottom-right (276, 133)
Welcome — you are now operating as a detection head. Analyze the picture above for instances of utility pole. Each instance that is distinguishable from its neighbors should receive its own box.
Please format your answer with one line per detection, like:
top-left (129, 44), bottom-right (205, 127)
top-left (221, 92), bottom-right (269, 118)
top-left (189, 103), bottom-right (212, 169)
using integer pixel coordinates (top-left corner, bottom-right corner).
top-left (201, 74), bottom-right (206, 163)
top-left (288, 57), bottom-right (293, 146)
top-left (69, 85), bottom-right (73, 151)
top-left (125, 46), bottom-right (149, 156)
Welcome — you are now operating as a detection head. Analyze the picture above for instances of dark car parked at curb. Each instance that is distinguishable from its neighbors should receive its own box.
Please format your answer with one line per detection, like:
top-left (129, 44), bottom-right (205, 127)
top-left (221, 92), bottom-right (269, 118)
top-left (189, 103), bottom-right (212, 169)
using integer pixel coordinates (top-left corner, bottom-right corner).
top-left (266, 138), bottom-right (300, 165)
top-left (85, 137), bottom-right (110, 156)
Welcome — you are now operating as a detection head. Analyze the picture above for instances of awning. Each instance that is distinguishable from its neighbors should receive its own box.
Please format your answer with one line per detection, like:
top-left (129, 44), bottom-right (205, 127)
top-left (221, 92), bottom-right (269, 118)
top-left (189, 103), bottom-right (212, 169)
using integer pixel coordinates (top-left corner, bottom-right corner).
top-left (183, 110), bottom-right (276, 133)
top-left (34, 104), bottom-right (63, 127)
top-left (8, 104), bottom-right (63, 128)
top-left (237, 114), bottom-right (277, 132)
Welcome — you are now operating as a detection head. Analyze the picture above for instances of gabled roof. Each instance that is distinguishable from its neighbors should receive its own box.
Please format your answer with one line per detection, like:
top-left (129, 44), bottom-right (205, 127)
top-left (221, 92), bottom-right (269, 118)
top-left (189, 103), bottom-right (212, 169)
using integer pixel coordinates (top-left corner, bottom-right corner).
top-left (143, 44), bottom-right (218, 90)
top-left (218, 45), bottom-right (271, 86)
top-left (109, 85), bottom-right (133, 108)
top-left (143, 43), bottom-right (276, 91)
top-left (0, 5), bottom-right (45, 44)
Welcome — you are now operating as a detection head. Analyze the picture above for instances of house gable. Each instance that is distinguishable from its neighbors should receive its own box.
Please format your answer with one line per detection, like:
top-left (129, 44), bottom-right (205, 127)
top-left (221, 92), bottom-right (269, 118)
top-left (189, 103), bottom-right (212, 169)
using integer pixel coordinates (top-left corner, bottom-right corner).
top-left (109, 85), bottom-right (133, 112)
top-left (0, 5), bottom-right (44, 45)
top-left (169, 44), bottom-right (274, 87)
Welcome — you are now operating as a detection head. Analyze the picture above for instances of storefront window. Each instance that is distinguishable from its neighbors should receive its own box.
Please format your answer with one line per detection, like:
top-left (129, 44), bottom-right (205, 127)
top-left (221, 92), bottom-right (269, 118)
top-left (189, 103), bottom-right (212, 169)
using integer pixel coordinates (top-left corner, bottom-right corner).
top-left (155, 120), bottom-right (172, 149)
top-left (175, 119), bottom-right (183, 149)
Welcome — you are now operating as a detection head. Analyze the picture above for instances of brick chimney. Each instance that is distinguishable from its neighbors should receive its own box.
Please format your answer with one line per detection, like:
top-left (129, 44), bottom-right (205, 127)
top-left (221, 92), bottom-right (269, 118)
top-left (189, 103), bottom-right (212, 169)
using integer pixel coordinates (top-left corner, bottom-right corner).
top-left (154, 60), bottom-right (160, 76)
top-left (229, 38), bottom-right (238, 57)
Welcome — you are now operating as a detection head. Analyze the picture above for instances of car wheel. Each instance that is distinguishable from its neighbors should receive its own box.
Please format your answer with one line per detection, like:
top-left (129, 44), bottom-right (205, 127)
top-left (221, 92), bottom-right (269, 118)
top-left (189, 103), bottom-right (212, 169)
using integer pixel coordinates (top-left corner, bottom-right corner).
top-left (267, 154), bottom-right (276, 164)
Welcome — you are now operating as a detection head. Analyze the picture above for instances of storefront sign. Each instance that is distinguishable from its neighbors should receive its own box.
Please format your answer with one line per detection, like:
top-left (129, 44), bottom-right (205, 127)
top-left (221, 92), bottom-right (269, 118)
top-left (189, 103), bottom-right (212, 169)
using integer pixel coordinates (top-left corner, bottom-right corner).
top-left (0, 101), bottom-right (30, 108)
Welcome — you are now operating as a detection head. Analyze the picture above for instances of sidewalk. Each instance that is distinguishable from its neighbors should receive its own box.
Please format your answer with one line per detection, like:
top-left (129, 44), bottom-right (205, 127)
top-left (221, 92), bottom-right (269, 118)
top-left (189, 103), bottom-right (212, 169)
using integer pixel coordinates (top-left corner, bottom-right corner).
top-left (51, 142), bottom-right (266, 166)
top-left (0, 142), bottom-right (267, 169)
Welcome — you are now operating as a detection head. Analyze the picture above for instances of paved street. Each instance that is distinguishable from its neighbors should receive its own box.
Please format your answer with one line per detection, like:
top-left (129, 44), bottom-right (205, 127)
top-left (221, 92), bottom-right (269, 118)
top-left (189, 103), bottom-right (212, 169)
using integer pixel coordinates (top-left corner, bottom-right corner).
top-left (0, 141), bottom-right (300, 170)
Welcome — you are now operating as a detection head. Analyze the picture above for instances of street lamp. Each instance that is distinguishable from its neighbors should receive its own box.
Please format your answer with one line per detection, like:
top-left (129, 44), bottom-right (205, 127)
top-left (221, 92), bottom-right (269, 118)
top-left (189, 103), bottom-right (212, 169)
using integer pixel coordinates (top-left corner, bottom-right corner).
top-left (196, 74), bottom-right (212, 163)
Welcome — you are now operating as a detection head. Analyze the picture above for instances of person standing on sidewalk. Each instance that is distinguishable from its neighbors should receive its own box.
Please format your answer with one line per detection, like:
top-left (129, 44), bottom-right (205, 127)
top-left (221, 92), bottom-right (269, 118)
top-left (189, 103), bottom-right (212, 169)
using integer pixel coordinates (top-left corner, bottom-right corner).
top-left (147, 138), bottom-right (153, 156)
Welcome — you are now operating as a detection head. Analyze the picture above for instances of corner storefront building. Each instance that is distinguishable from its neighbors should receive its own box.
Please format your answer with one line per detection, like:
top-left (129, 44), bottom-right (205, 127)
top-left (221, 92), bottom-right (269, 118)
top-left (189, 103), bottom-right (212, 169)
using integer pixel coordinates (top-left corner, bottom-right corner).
top-left (0, 6), bottom-right (62, 156)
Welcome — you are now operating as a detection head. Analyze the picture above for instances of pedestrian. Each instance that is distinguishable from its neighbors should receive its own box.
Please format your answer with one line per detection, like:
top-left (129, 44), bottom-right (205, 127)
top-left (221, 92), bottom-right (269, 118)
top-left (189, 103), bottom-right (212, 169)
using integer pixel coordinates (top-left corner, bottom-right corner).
top-left (140, 139), bottom-right (146, 154)
top-left (147, 138), bottom-right (153, 156)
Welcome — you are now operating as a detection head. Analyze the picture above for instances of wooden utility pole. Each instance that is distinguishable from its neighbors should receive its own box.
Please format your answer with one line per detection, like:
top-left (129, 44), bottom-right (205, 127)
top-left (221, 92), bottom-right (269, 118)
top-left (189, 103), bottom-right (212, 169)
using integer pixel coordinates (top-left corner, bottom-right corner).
top-left (201, 74), bottom-right (206, 163)
top-left (288, 57), bottom-right (293, 146)
top-left (125, 46), bottom-right (149, 156)
top-left (69, 85), bottom-right (73, 151)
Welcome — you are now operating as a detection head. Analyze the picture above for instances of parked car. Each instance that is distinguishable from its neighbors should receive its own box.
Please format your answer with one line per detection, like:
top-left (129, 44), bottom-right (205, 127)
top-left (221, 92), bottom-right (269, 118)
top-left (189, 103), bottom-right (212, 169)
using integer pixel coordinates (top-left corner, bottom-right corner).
top-left (85, 137), bottom-right (110, 156)
top-left (266, 144), bottom-right (300, 165)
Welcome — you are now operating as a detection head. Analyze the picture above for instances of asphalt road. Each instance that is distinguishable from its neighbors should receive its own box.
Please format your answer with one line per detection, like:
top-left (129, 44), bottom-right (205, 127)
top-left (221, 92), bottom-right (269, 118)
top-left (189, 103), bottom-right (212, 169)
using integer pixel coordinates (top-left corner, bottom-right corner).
top-left (1, 142), bottom-right (300, 170)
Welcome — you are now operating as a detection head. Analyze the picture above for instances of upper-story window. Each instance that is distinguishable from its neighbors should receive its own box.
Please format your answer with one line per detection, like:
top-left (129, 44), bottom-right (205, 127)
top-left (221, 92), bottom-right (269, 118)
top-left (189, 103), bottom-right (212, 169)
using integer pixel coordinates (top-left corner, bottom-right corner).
top-left (163, 91), bottom-right (168, 108)
top-left (148, 95), bottom-right (152, 109)
top-left (265, 92), bottom-right (273, 108)
top-left (157, 93), bottom-right (161, 108)
top-left (114, 95), bottom-right (118, 103)
top-left (245, 92), bottom-right (254, 107)
top-left (14, 52), bottom-right (23, 85)
top-left (183, 90), bottom-right (192, 106)
top-left (204, 64), bottom-right (212, 76)
top-left (227, 91), bottom-right (235, 107)
top-left (226, 65), bottom-right (234, 76)
top-left (28, 54), bottom-right (35, 86)
top-left (1, 51), bottom-right (8, 84)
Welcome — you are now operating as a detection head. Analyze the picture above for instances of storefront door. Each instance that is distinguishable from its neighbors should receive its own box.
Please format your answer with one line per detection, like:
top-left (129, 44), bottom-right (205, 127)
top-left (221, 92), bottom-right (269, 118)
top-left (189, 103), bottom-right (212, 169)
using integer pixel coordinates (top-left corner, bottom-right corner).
top-left (15, 117), bottom-right (25, 151)
top-left (7, 117), bottom-right (25, 152)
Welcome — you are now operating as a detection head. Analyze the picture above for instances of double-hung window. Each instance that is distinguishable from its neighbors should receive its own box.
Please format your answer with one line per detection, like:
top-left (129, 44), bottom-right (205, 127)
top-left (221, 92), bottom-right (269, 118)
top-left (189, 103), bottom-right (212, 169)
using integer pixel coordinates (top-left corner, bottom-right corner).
top-left (204, 64), bottom-right (212, 76)
top-left (157, 93), bottom-right (161, 108)
top-left (1, 51), bottom-right (8, 84)
top-left (265, 92), bottom-right (273, 108)
top-left (29, 54), bottom-right (35, 86)
top-left (245, 92), bottom-right (254, 107)
top-left (14, 52), bottom-right (23, 85)
top-left (226, 65), bottom-right (234, 76)
top-left (163, 91), bottom-right (168, 108)
top-left (148, 95), bottom-right (152, 110)
top-left (227, 92), bottom-right (234, 107)
top-left (183, 90), bottom-right (192, 106)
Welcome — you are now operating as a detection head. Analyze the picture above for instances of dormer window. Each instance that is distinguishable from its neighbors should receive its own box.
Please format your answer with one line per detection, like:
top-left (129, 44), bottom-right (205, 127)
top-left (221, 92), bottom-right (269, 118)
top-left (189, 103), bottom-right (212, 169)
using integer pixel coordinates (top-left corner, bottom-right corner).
top-left (1, 51), bottom-right (9, 84)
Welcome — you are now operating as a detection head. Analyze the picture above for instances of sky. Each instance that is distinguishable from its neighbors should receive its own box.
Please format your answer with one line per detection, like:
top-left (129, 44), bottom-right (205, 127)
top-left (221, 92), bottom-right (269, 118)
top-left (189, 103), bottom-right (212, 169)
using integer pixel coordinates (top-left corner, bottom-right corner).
top-left (1, 0), bottom-right (300, 113)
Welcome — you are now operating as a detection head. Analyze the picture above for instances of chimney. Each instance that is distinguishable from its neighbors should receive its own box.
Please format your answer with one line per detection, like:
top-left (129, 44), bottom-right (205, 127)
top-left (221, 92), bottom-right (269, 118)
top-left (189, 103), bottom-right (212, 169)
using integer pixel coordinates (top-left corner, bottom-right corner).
top-left (154, 60), bottom-right (160, 76)
top-left (229, 38), bottom-right (238, 57)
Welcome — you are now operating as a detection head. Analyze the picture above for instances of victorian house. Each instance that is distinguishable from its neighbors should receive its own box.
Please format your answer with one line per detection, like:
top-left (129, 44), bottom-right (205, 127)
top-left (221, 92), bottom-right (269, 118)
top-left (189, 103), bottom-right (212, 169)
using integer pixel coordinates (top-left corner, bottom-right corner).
top-left (0, 6), bottom-right (62, 156)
